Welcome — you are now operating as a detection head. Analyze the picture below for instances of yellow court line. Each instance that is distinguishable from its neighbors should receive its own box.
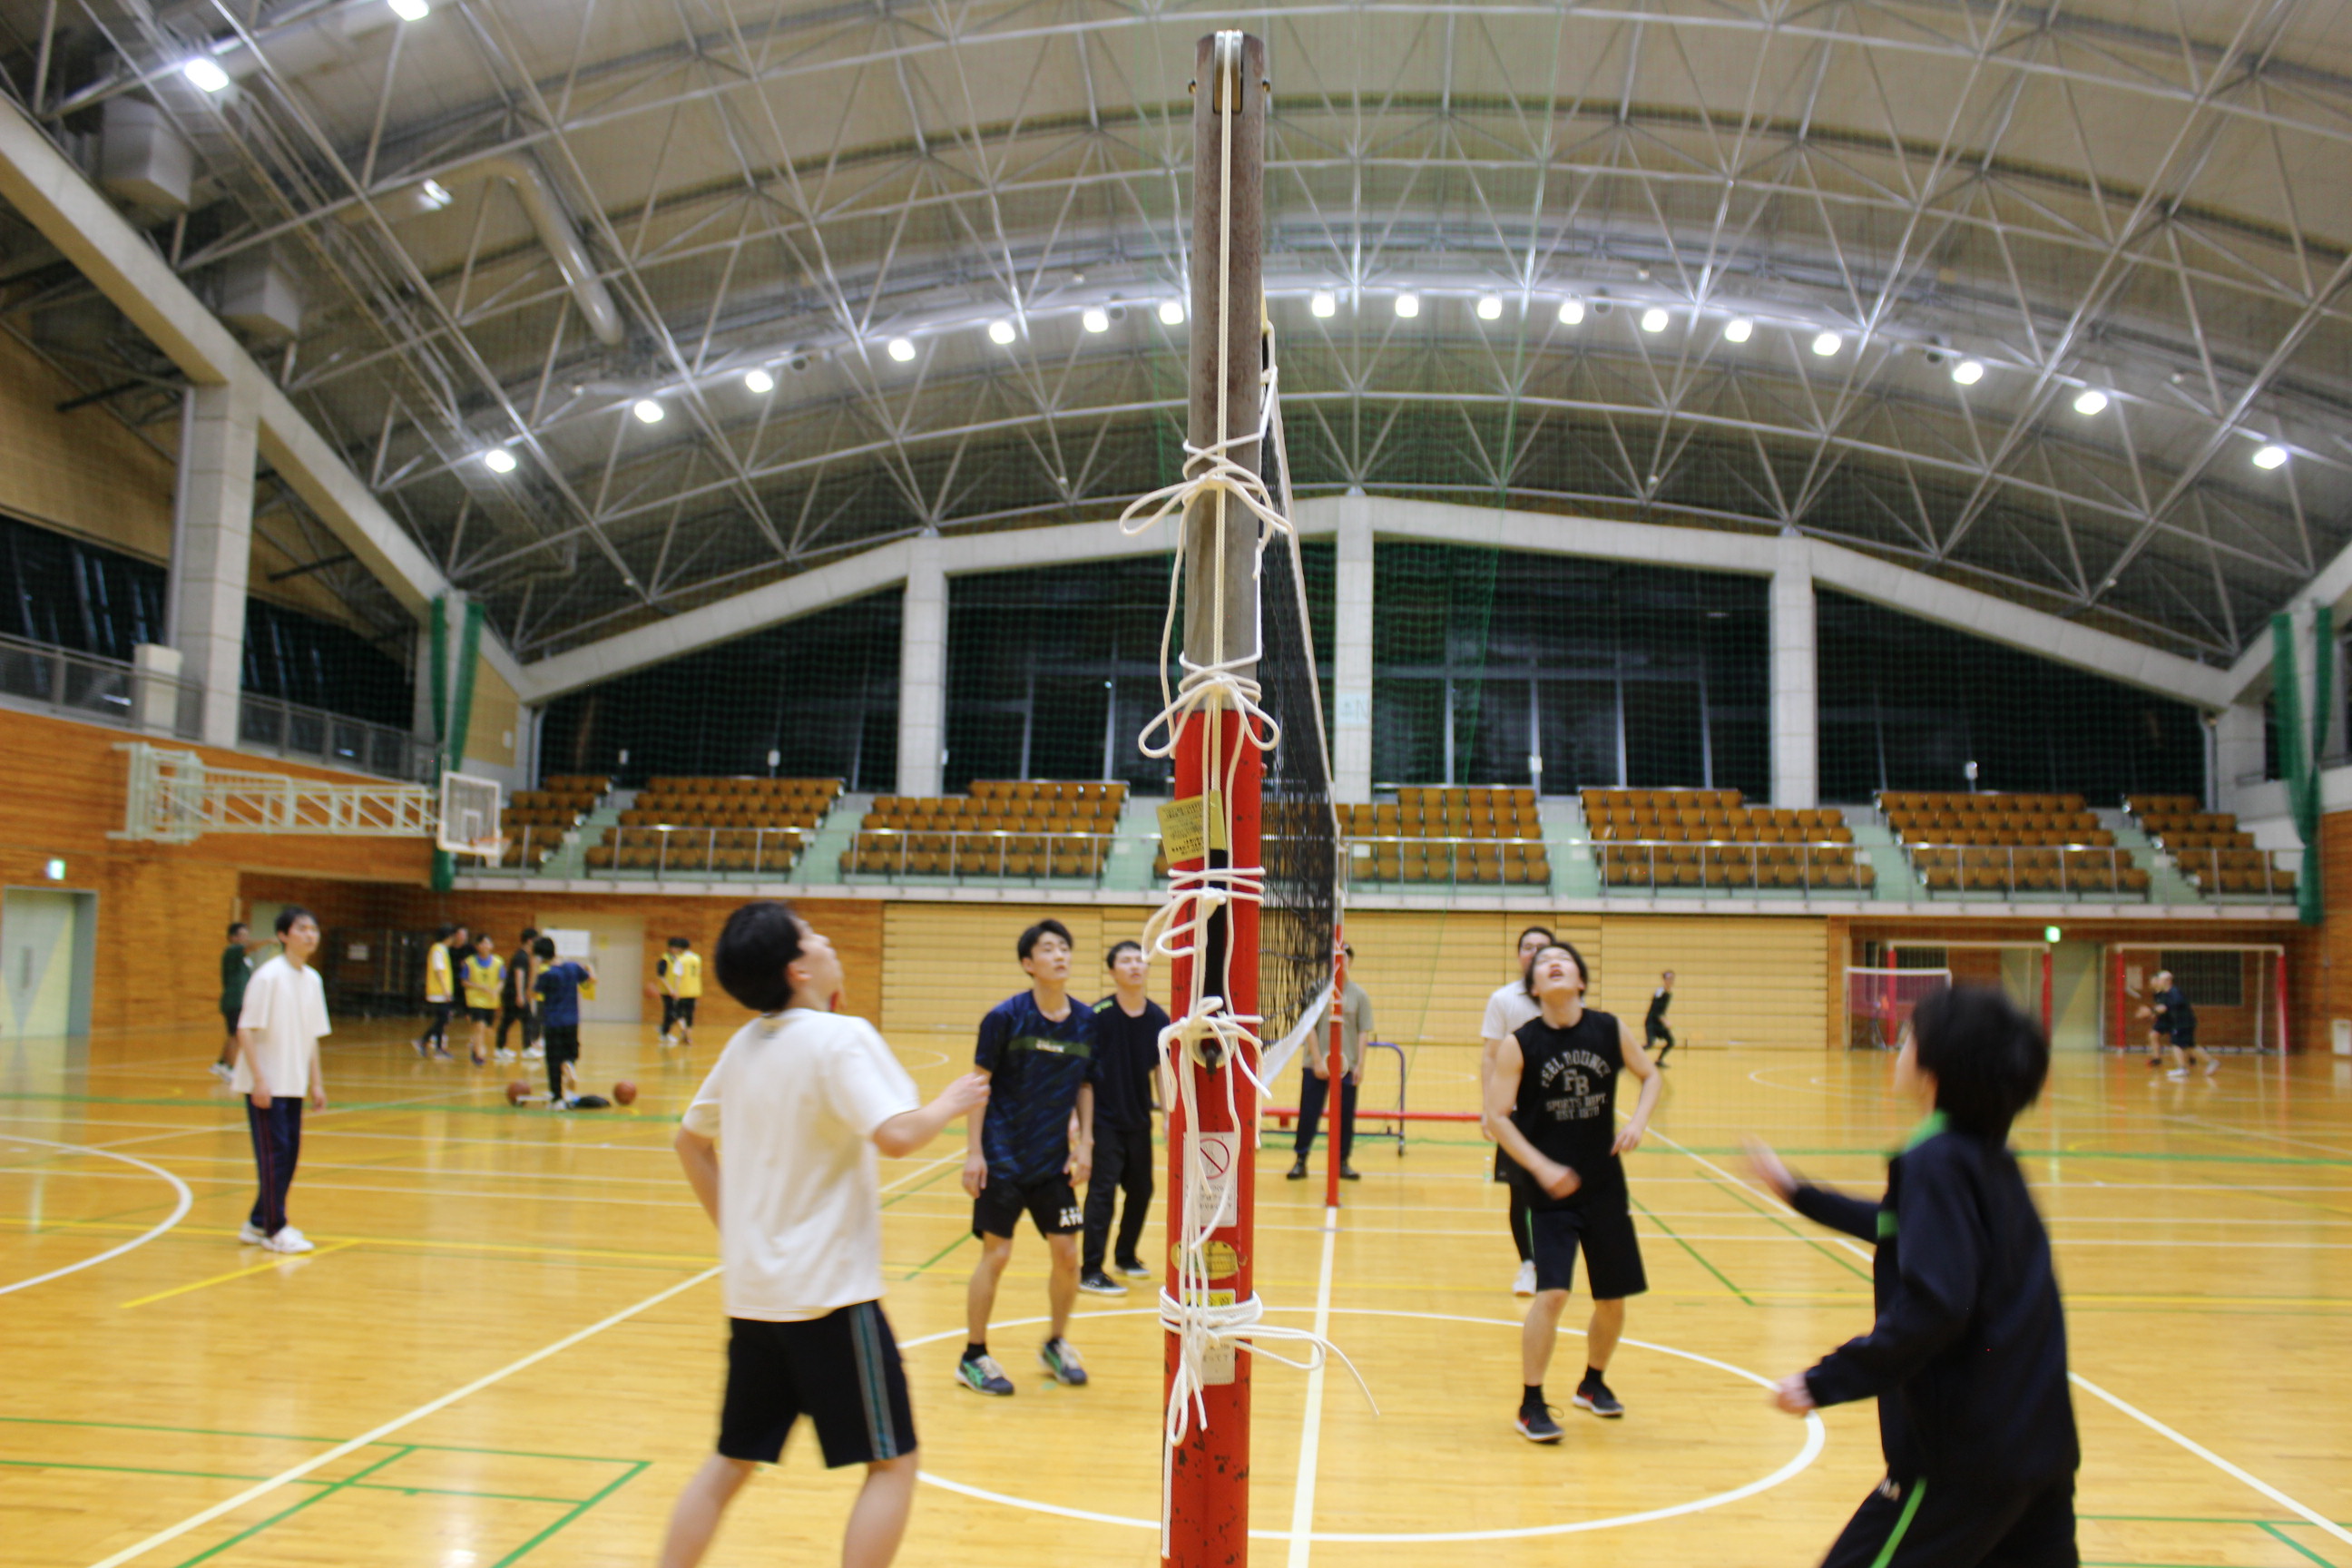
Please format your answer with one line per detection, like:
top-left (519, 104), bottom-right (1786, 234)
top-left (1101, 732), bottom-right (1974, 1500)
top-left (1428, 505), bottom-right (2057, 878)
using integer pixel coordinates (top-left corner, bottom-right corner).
top-left (121, 1240), bottom-right (360, 1308)
top-left (30, 1214), bottom-right (715, 1268)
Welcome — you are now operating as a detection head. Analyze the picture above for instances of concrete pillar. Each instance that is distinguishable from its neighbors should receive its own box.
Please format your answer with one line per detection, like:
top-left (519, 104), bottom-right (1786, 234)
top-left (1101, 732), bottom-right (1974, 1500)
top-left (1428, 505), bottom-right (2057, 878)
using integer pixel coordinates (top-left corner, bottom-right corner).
top-left (131, 642), bottom-right (186, 735)
top-left (897, 542), bottom-right (947, 797)
top-left (1770, 532), bottom-right (1818, 808)
top-left (2214, 701), bottom-right (2265, 816)
top-left (167, 376), bottom-right (261, 750)
top-left (1332, 496), bottom-right (1375, 802)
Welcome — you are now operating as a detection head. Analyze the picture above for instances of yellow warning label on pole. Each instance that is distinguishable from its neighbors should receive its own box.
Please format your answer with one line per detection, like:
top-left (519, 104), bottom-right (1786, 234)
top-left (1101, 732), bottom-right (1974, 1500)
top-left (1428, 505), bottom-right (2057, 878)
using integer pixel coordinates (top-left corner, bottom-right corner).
top-left (1157, 793), bottom-right (1227, 860)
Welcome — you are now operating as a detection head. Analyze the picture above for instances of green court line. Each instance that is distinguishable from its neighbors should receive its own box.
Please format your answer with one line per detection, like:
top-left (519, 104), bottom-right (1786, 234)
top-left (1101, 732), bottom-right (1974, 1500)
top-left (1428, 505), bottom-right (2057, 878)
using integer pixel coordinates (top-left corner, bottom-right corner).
top-left (0, 1457), bottom-right (586, 1505)
top-left (2259, 1521), bottom-right (2343, 1568)
top-left (880, 1163), bottom-right (962, 1210)
top-left (1626, 1193), bottom-right (1753, 1305)
top-left (903, 1230), bottom-right (974, 1279)
top-left (169, 1445), bottom-right (415, 1568)
top-left (0, 1414), bottom-right (646, 1465)
top-left (491, 1459), bottom-right (650, 1567)
top-left (1671, 1159), bottom-right (1877, 1284)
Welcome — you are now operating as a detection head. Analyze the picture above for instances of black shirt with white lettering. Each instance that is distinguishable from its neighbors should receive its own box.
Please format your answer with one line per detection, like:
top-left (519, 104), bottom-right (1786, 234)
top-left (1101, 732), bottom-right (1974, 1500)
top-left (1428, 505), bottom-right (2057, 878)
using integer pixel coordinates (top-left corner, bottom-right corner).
top-left (1510, 1008), bottom-right (1627, 1210)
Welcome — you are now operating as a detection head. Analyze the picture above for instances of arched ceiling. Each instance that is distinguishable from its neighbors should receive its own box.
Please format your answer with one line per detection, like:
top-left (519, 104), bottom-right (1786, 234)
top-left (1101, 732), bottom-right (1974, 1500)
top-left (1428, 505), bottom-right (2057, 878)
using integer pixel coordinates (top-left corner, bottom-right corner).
top-left (5, 0), bottom-right (2352, 663)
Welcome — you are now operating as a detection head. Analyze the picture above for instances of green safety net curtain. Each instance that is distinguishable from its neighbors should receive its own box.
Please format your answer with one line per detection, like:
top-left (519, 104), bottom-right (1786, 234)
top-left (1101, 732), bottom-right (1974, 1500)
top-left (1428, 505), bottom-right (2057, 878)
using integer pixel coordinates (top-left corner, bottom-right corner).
top-left (428, 596), bottom-right (486, 895)
top-left (2269, 606), bottom-right (2330, 926)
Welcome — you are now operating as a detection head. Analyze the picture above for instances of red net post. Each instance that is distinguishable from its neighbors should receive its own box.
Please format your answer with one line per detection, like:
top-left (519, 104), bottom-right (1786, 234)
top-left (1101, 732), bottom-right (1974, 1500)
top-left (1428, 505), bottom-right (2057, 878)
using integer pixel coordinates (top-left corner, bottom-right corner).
top-left (1325, 932), bottom-right (1348, 1210)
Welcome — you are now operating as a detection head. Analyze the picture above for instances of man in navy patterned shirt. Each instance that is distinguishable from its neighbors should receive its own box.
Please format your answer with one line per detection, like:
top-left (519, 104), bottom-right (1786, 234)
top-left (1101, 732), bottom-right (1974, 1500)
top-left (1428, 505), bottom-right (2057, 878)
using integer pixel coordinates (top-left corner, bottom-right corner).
top-left (956, 918), bottom-right (1100, 1397)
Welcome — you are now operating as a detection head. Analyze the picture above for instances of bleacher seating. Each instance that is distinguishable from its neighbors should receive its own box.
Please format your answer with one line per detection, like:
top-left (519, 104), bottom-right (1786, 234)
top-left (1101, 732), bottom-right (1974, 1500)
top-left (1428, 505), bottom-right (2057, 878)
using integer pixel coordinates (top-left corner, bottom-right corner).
top-left (843, 780), bottom-right (1126, 879)
top-left (583, 777), bottom-right (838, 874)
top-left (1151, 787), bottom-right (1551, 884)
top-left (2125, 794), bottom-right (2294, 898)
top-left (499, 775), bottom-right (610, 867)
top-left (1581, 788), bottom-right (1869, 890)
top-left (1881, 791), bottom-right (2149, 897)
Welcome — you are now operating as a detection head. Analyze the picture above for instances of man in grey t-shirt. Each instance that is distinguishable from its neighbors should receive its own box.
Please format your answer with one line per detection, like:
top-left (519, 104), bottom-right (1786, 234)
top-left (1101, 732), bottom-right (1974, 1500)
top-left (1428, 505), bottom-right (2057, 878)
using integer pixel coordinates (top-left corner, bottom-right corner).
top-left (1288, 947), bottom-right (1374, 1181)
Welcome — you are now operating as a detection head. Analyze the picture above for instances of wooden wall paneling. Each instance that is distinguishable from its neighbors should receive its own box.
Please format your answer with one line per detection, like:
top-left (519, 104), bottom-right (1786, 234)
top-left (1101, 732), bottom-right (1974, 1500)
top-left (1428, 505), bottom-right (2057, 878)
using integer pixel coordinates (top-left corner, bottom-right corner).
top-left (879, 903), bottom-right (1127, 1041)
top-left (1595, 915), bottom-right (1828, 1051)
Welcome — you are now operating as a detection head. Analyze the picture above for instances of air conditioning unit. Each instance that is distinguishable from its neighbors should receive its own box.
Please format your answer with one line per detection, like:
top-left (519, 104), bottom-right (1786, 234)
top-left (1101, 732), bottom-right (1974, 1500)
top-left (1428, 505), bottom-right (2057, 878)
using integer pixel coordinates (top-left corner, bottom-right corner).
top-left (218, 255), bottom-right (305, 340)
top-left (99, 98), bottom-right (194, 212)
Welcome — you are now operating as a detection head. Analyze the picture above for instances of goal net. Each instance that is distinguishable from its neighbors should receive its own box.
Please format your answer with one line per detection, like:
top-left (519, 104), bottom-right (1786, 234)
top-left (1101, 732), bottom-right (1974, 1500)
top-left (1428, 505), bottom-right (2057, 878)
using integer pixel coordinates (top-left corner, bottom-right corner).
top-left (1846, 965), bottom-right (1951, 1050)
top-left (2107, 945), bottom-right (2287, 1054)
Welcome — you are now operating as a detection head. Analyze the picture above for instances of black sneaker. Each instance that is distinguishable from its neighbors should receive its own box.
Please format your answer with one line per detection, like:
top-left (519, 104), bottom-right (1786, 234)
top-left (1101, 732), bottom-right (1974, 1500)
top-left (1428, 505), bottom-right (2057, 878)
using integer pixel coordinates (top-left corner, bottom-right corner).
top-left (1114, 1259), bottom-right (1153, 1279)
top-left (1573, 1377), bottom-right (1625, 1418)
top-left (1039, 1337), bottom-right (1089, 1387)
top-left (1339, 1163), bottom-right (1361, 1181)
top-left (1078, 1269), bottom-right (1127, 1296)
top-left (1286, 1157), bottom-right (1308, 1180)
top-left (1514, 1403), bottom-right (1563, 1443)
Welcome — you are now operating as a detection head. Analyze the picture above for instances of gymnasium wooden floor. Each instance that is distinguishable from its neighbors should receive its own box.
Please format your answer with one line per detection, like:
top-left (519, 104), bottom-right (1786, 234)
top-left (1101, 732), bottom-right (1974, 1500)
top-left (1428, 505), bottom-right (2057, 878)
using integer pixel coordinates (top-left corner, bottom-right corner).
top-left (5, 1018), bottom-right (2349, 1567)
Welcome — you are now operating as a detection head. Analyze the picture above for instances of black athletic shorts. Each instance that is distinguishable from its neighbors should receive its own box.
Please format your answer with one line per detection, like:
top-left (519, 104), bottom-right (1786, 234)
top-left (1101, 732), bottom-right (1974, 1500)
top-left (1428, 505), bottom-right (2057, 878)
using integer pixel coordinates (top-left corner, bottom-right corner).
top-left (1528, 1202), bottom-right (1648, 1298)
top-left (674, 998), bottom-right (697, 1025)
top-left (1494, 1145), bottom-right (1522, 1185)
top-left (719, 1302), bottom-right (916, 1467)
top-left (972, 1173), bottom-right (1083, 1240)
top-left (2171, 1028), bottom-right (2196, 1050)
top-left (465, 1005), bottom-right (495, 1025)
top-left (1821, 1474), bottom-right (2076, 1568)
top-left (542, 1024), bottom-right (580, 1063)
top-left (220, 1003), bottom-right (241, 1034)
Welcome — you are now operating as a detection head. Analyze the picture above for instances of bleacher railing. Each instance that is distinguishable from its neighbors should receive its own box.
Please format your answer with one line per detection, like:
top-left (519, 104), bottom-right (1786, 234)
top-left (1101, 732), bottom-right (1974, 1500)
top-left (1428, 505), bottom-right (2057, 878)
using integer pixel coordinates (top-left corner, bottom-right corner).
top-left (846, 827), bottom-right (1114, 882)
top-left (1902, 842), bottom-right (2149, 899)
top-left (2167, 848), bottom-right (2298, 900)
top-left (0, 631), bottom-right (199, 738)
top-left (1588, 837), bottom-right (1874, 893)
top-left (1336, 831), bottom-right (1553, 888)
top-left (238, 691), bottom-right (437, 783)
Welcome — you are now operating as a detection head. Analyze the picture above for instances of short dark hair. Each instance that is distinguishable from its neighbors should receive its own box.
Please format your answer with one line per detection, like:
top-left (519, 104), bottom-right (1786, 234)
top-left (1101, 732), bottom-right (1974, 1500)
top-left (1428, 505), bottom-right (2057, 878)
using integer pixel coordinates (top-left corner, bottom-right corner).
top-left (435, 923), bottom-right (457, 941)
top-left (1911, 984), bottom-right (2049, 1137)
top-left (1107, 939), bottom-right (1143, 968)
top-left (716, 900), bottom-right (806, 1014)
top-left (532, 936), bottom-right (557, 961)
top-left (1018, 918), bottom-right (1073, 961)
top-left (669, 936), bottom-right (691, 950)
top-left (475, 931), bottom-right (495, 945)
top-left (1516, 925), bottom-right (1556, 949)
top-left (519, 926), bottom-right (538, 943)
top-left (274, 906), bottom-right (313, 937)
top-left (1523, 941), bottom-right (1590, 997)
top-left (227, 922), bottom-right (248, 939)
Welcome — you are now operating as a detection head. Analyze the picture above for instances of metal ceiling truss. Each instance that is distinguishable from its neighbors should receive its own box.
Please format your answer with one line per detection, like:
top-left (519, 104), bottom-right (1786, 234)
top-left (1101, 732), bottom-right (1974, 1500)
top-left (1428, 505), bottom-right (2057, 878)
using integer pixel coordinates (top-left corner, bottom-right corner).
top-left (4, 0), bottom-right (2351, 665)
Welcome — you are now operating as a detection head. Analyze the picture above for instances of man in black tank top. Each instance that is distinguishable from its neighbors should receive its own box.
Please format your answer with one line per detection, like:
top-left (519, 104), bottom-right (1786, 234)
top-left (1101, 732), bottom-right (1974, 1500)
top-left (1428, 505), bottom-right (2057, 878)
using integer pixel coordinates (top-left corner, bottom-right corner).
top-left (1485, 944), bottom-right (1664, 1441)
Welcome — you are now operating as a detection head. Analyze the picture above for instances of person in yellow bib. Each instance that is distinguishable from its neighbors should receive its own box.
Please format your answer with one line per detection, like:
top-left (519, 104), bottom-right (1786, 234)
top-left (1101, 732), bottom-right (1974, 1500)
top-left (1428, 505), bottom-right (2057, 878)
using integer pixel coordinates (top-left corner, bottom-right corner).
top-left (660, 936), bottom-right (704, 1047)
top-left (460, 933), bottom-right (505, 1067)
top-left (415, 923), bottom-right (466, 1060)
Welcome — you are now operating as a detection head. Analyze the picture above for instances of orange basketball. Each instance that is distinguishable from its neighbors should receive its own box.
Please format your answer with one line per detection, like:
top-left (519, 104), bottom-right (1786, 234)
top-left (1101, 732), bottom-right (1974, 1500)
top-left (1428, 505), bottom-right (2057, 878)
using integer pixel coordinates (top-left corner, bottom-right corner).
top-left (612, 1080), bottom-right (638, 1106)
top-left (505, 1080), bottom-right (530, 1105)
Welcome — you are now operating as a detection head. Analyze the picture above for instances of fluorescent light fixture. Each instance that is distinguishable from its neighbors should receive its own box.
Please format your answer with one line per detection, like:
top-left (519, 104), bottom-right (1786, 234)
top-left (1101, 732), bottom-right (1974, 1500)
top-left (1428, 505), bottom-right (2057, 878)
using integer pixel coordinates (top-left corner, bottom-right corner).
top-left (1310, 291), bottom-right (1338, 318)
top-left (1951, 358), bottom-right (1984, 386)
top-left (1557, 297), bottom-right (1584, 326)
top-left (1394, 293), bottom-right (1419, 318)
top-left (2073, 388), bottom-right (2108, 416)
top-left (1811, 330), bottom-right (1843, 357)
top-left (481, 447), bottom-right (516, 474)
top-left (1081, 309), bottom-right (1110, 334)
top-left (2253, 443), bottom-right (2288, 470)
top-left (988, 319), bottom-right (1017, 345)
top-left (1723, 317), bottom-right (1752, 344)
top-left (1640, 307), bottom-right (1670, 333)
top-left (1476, 295), bottom-right (1504, 321)
top-left (632, 398), bottom-right (664, 424)
top-left (182, 56), bottom-right (230, 93)
top-left (387, 0), bottom-right (430, 19)
top-left (1158, 299), bottom-right (1185, 326)
top-left (887, 336), bottom-right (917, 361)
top-left (744, 368), bottom-right (774, 395)
top-left (418, 179), bottom-right (452, 210)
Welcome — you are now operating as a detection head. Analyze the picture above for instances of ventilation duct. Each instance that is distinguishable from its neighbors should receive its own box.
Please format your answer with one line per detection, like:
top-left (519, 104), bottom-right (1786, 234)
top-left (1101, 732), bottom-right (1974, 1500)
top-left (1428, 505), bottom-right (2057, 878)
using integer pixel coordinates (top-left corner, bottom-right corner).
top-left (218, 253), bottom-right (304, 339)
top-left (98, 97), bottom-right (193, 212)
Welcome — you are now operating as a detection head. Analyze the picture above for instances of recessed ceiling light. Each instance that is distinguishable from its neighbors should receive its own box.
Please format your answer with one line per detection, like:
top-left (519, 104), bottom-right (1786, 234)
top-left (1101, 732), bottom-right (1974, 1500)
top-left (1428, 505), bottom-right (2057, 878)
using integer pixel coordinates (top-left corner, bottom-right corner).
top-left (1310, 291), bottom-right (1338, 318)
top-left (987, 319), bottom-right (1016, 346)
top-left (1476, 295), bottom-right (1504, 321)
top-left (1951, 358), bottom-right (1984, 386)
top-left (1158, 299), bottom-right (1185, 326)
top-left (2073, 388), bottom-right (2109, 416)
top-left (481, 448), bottom-right (515, 474)
top-left (744, 368), bottom-right (774, 394)
top-left (2254, 443), bottom-right (2288, 470)
top-left (387, 0), bottom-right (429, 19)
top-left (1558, 298), bottom-right (1584, 326)
top-left (1640, 307), bottom-right (1670, 334)
top-left (1723, 317), bottom-right (1752, 344)
top-left (887, 337), bottom-right (916, 361)
top-left (1082, 308), bottom-right (1110, 334)
top-left (1394, 293), bottom-right (1419, 318)
top-left (632, 398), bottom-right (664, 424)
top-left (182, 56), bottom-right (230, 93)
top-left (1811, 330), bottom-right (1843, 357)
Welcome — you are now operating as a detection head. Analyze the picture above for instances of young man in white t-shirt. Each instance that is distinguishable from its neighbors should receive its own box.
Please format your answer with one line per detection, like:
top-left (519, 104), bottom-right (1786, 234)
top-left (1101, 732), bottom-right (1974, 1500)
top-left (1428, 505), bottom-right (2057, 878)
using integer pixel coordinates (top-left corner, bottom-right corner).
top-left (233, 906), bottom-right (331, 1255)
top-left (1482, 925), bottom-right (1554, 1298)
top-left (660, 900), bottom-right (989, 1568)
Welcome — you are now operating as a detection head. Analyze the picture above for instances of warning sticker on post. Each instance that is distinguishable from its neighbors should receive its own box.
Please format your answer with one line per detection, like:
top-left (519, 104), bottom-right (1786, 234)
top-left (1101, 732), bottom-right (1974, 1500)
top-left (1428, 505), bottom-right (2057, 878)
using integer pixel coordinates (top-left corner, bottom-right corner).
top-left (1191, 1129), bottom-right (1240, 1230)
top-left (1156, 794), bottom-right (1226, 862)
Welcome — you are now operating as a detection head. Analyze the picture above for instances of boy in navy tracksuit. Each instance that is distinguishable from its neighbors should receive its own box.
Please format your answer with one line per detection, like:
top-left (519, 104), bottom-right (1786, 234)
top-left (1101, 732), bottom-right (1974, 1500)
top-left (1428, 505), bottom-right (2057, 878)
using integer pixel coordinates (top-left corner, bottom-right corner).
top-left (1749, 985), bottom-right (2079, 1567)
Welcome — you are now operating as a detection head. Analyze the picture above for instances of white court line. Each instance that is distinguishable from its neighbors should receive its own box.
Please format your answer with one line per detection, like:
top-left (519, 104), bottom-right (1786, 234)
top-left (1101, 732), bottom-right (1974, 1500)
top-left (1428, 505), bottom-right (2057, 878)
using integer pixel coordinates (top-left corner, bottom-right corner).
top-left (83, 1262), bottom-right (721, 1568)
top-left (1286, 1208), bottom-right (1340, 1568)
top-left (0, 1138), bottom-right (192, 1297)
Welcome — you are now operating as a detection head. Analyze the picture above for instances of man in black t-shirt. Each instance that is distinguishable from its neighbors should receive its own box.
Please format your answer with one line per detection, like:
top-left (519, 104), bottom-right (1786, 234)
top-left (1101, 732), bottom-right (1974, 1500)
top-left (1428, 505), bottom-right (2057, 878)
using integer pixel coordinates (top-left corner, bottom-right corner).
top-left (1485, 942), bottom-right (1663, 1441)
top-left (1644, 970), bottom-right (1675, 1063)
top-left (1078, 940), bottom-right (1170, 1296)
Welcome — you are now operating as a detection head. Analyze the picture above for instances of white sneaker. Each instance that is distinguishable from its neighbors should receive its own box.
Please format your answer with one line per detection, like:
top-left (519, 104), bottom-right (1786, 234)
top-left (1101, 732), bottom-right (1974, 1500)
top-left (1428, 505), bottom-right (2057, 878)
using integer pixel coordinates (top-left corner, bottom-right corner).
top-left (524, 1046), bottom-right (544, 1060)
top-left (210, 1063), bottom-right (234, 1081)
top-left (1513, 1259), bottom-right (1537, 1297)
top-left (261, 1227), bottom-right (316, 1254)
top-left (238, 1221), bottom-right (268, 1244)
top-left (495, 1049), bottom-right (516, 1063)
top-left (2167, 1069), bottom-right (2188, 1080)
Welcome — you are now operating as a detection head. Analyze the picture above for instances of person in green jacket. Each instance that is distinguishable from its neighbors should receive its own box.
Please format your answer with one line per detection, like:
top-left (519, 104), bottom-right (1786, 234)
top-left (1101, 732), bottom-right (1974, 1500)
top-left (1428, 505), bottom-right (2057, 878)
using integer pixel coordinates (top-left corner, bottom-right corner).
top-left (212, 921), bottom-right (256, 1082)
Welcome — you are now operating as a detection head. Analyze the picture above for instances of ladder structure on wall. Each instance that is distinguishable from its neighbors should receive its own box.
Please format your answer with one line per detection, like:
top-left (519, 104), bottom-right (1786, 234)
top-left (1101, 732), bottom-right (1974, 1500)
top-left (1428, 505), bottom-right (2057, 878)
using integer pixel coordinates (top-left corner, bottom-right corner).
top-left (113, 742), bottom-right (498, 854)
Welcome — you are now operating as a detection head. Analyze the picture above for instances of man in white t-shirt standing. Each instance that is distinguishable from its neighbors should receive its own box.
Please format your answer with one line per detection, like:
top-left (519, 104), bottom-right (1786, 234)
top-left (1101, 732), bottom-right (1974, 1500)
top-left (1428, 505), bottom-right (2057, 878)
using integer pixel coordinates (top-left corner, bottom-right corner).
top-left (660, 900), bottom-right (989, 1568)
top-left (1482, 925), bottom-right (1554, 1298)
top-left (233, 906), bottom-right (330, 1255)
